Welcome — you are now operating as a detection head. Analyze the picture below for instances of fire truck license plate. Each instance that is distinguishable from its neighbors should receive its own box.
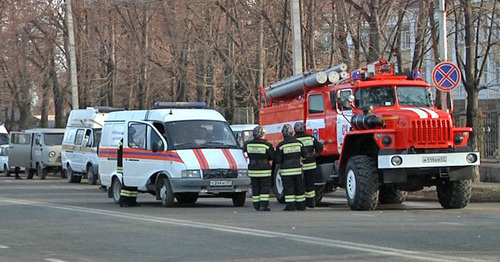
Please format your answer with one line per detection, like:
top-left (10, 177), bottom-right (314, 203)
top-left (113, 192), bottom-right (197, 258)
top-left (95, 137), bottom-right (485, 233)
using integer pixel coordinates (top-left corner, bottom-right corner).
top-left (422, 156), bottom-right (447, 163)
top-left (210, 180), bottom-right (233, 186)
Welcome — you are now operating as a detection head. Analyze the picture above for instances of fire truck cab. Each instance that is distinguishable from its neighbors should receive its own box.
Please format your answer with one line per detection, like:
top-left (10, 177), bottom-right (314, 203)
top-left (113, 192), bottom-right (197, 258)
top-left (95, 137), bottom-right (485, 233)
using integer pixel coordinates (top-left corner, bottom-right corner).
top-left (259, 59), bottom-right (480, 210)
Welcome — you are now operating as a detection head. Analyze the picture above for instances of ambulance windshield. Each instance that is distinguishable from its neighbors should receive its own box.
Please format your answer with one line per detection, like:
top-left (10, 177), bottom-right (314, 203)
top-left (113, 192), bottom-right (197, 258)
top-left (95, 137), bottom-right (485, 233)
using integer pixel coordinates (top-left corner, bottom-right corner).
top-left (165, 120), bottom-right (240, 149)
top-left (355, 86), bottom-right (433, 108)
top-left (0, 133), bottom-right (8, 145)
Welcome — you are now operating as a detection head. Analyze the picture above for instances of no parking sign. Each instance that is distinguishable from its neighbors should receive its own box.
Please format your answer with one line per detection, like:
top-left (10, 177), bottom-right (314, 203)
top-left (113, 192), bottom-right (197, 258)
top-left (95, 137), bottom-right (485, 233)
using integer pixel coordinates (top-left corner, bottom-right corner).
top-left (432, 62), bottom-right (461, 91)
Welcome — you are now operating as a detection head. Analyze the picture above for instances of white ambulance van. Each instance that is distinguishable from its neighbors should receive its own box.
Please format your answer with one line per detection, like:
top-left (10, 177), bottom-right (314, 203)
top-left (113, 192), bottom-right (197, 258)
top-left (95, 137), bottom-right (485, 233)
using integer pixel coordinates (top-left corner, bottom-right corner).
top-left (99, 102), bottom-right (250, 207)
top-left (0, 122), bottom-right (10, 175)
top-left (62, 107), bottom-right (121, 184)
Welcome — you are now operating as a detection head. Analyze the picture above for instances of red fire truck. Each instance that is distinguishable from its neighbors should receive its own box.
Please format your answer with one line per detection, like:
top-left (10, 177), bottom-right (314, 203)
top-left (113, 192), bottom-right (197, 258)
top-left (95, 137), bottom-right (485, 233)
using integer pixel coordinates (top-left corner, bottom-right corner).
top-left (259, 59), bottom-right (480, 210)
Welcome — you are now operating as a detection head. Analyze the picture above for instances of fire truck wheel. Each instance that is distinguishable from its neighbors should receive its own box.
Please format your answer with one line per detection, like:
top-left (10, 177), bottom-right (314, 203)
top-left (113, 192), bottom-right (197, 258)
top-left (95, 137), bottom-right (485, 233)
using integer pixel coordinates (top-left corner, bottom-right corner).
top-left (111, 178), bottom-right (122, 204)
top-left (345, 155), bottom-right (379, 211)
top-left (37, 164), bottom-right (47, 180)
top-left (314, 185), bottom-right (325, 205)
top-left (176, 193), bottom-right (199, 205)
top-left (378, 184), bottom-right (407, 204)
top-left (436, 179), bottom-right (472, 209)
top-left (66, 165), bottom-right (78, 183)
top-left (159, 176), bottom-right (175, 207)
top-left (87, 165), bottom-right (98, 185)
top-left (273, 166), bottom-right (286, 204)
top-left (232, 192), bottom-right (246, 207)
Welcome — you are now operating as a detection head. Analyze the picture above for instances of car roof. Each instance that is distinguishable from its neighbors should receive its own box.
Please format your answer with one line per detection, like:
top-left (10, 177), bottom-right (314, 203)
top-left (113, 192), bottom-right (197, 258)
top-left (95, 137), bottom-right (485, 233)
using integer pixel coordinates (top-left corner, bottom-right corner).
top-left (230, 124), bottom-right (258, 132)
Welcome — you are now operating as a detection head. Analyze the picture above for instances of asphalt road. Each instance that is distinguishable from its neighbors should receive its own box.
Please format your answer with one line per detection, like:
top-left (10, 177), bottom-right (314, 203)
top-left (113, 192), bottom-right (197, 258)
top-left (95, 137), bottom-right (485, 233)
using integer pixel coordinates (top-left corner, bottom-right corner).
top-left (0, 176), bottom-right (499, 262)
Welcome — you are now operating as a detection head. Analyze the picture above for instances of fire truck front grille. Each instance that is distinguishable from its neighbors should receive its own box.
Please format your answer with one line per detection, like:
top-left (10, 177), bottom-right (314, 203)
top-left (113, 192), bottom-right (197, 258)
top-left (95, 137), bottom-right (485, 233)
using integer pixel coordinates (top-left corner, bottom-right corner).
top-left (203, 169), bottom-right (238, 179)
top-left (410, 119), bottom-right (451, 145)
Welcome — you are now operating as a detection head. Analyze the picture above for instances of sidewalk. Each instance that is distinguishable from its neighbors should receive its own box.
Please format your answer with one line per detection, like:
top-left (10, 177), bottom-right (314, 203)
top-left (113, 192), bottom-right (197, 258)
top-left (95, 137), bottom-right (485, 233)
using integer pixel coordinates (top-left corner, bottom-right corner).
top-left (406, 182), bottom-right (500, 202)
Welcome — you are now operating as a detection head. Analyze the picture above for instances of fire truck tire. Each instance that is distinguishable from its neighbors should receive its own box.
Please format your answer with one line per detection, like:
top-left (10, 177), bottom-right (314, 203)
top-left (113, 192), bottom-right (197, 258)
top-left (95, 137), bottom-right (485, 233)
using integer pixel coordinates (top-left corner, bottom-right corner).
top-left (159, 176), bottom-right (175, 207)
top-left (232, 192), bottom-right (246, 207)
top-left (66, 166), bottom-right (78, 183)
top-left (111, 178), bottom-right (122, 204)
top-left (314, 185), bottom-right (325, 205)
top-left (378, 184), bottom-right (407, 204)
top-left (345, 155), bottom-right (379, 211)
top-left (37, 164), bottom-right (47, 180)
top-left (273, 167), bottom-right (286, 204)
top-left (87, 165), bottom-right (98, 185)
top-left (176, 193), bottom-right (199, 204)
top-left (436, 179), bottom-right (472, 209)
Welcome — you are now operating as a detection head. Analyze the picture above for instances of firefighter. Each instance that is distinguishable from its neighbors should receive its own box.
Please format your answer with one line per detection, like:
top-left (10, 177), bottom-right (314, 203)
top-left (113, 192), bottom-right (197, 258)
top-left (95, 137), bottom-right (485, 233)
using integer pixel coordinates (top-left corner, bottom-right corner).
top-left (243, 126), bottom-right (275, 211)
top-left (275, 124), bottom-right (307, 211)
top-left (117, 138), bottom-right (139, 207)
top-left (293, 122), bottom-right (323, 208)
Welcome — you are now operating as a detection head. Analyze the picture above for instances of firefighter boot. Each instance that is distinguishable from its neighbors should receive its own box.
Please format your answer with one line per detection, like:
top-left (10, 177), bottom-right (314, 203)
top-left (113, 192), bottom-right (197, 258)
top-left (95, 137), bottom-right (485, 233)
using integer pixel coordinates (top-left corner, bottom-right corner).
top-left (259, 201), bottom-right (271, 211)
top-left (283, 202), bottom-right (296, 211)
top-left (253, 202), bottom-right (260, 211)
top-left (306, 198), bottom-right (315, 208)
top-left (296, 201), bottom-right (306, 211)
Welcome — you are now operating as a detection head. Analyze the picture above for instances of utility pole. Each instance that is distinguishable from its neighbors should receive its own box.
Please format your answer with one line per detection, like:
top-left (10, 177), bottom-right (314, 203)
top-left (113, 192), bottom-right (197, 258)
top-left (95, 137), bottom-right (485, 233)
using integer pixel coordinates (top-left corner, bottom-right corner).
top-left (438, 0), bottom-right (448, 111)
top-left (290, 0), bottom-right (303, 75)
top-left (66, 0), bottom-right (79, 109)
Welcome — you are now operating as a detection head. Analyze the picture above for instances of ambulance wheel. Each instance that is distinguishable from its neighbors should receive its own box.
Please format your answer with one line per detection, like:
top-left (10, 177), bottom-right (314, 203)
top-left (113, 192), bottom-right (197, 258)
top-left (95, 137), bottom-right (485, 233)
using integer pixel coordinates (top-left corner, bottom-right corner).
top-left (26, 168), bottom-right (35, 179)
top-left (176, 193), bottom-right (198, 204)
top-left (111, 178), bottom-right (122, 204)
top-left (159, 177), bottom-right (175, 207)
top-left (232, 192), bottom-right (246, 207)
top-left (37, 164), bottom-right (47, 180)
top-left (345, 155), bottom-right (379, 211)
top-left (4, 164), bottom-right (10, 177)
top-left (273, 166), bottom-right (285, 204)
top-left (86, 165), bottom-right (97, 185)
top-left (66, 166), bottom-right (78, 183)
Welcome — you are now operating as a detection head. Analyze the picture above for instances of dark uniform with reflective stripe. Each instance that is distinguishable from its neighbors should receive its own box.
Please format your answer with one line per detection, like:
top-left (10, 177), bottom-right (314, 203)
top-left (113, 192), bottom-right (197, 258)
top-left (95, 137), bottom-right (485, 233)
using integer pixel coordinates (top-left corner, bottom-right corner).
top-left (295, 133), bottom-right (323, 208)
top-left (118, 139), bottom-right (139, 207)
top-left (275, 137), bottom-right (306, 211)
top-left (243, 138), bottom-right (275, 211)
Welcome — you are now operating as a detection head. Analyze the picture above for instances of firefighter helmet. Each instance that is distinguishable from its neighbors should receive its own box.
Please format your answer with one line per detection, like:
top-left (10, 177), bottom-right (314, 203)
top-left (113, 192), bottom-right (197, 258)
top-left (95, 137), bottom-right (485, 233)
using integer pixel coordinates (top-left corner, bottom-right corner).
top-left (252, 126), bottom-right (265, 139)
top-left (294, 122), bottom-right (305, 134)
top-left (281, 124), bottom-right (293, 139)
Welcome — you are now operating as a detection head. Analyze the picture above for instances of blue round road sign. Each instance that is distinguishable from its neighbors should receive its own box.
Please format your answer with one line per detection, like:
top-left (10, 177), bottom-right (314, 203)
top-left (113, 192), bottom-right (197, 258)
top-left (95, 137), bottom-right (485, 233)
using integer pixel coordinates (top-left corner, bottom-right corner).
top-left (432, 62), bottom-right (461, 91)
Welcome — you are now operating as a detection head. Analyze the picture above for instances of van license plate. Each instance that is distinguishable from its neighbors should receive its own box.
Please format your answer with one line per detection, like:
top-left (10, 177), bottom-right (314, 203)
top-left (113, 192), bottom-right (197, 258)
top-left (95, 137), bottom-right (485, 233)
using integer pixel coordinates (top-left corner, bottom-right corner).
top-left (210, 180), bottom-right (233, 186)
top-left (422, 156), bottom-right (447, 163)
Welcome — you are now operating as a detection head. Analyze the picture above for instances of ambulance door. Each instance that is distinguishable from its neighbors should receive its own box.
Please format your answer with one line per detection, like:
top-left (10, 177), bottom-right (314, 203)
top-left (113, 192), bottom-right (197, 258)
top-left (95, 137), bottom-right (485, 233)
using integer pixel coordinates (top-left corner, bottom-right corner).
top-left (122, 121), bottom-right (165, 189)
top-left (73, 128), bottom-right (86, 171)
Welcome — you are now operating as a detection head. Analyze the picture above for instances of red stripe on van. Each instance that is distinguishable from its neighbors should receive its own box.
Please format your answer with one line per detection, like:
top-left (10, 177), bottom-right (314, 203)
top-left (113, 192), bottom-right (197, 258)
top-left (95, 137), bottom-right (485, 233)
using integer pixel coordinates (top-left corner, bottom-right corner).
top-left (193, 149), bottom-right (209, 170)
top-left (222, 148), bottom-right (237, 169)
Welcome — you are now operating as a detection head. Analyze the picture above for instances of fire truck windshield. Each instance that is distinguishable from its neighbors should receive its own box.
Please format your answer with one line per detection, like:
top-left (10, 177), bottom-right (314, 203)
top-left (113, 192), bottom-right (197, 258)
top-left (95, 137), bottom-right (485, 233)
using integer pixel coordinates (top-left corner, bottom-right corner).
top-left (396, 86), bottom-right (433, 107)
top-left (355, 86), bottom-right (433, 108)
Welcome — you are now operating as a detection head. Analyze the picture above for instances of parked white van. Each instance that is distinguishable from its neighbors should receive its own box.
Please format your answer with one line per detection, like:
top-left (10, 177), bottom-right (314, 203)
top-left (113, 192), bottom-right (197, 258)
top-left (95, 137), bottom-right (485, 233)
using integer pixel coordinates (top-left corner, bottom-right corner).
top-left (0, 122), bottom-right (10, 175)
top-left (9, 128), bottom-right (65, 179)
top-left (230, 124), bottom-right (258, 147)
top-left (99, 102), bottom-right (250, 207)
top-left (62, 107), bottom-right (121, 184)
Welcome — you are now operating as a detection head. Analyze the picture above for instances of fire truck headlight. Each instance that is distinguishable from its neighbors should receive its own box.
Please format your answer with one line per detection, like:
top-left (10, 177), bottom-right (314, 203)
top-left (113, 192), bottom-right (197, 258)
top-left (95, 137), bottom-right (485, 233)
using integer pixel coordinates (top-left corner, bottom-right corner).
top-left (48, 151), bottom-right (56, 158)
top-left (466, 153), bottom-right (478, 164)
top-left (391, 156), bottom-right (403, 166)
top-left (454, 134), bottom-right (464, 145)
top-left (181, 170), bottom-right (201, 178)
top-left (237, 169), bottom-right (248, 178)
top-left (382, 135), bottom-right (392, 146)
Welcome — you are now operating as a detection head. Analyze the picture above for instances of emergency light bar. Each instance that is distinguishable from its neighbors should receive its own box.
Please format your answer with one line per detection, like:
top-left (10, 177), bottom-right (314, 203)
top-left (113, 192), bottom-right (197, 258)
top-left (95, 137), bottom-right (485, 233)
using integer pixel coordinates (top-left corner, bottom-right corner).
top-left (154, 101), bottom-right (207, 109)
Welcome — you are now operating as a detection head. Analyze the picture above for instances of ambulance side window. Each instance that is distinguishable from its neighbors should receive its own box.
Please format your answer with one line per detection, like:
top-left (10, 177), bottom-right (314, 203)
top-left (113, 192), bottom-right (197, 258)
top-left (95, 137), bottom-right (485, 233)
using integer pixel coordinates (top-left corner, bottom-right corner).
top-left (129, 123), bottom-right (147, 149)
